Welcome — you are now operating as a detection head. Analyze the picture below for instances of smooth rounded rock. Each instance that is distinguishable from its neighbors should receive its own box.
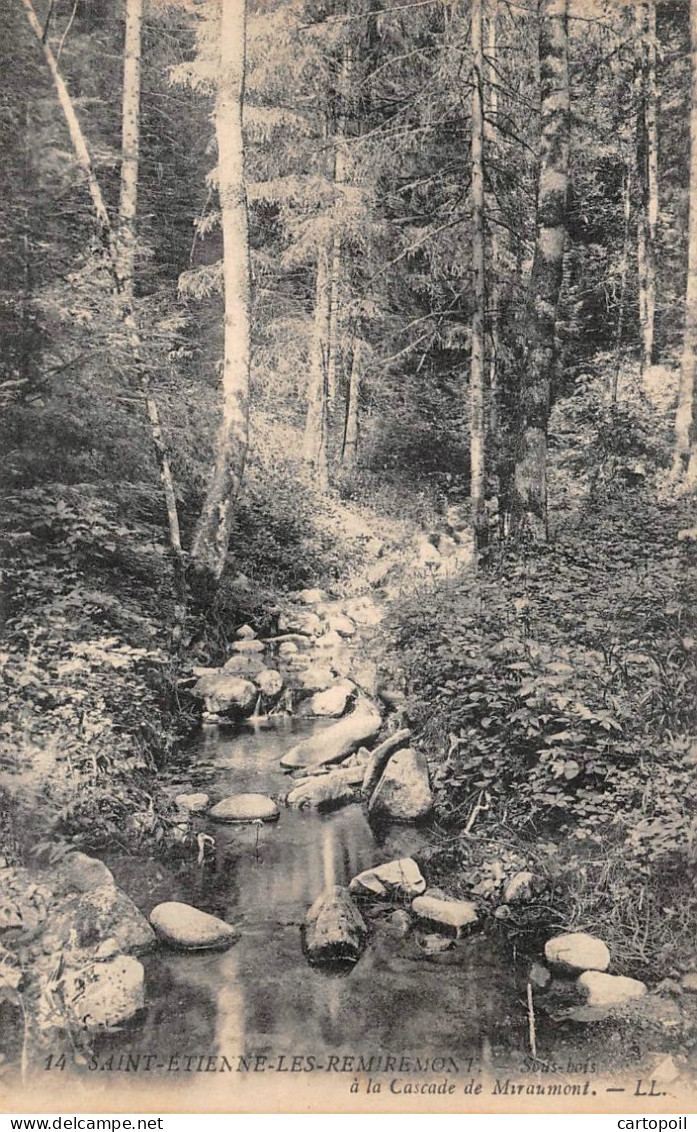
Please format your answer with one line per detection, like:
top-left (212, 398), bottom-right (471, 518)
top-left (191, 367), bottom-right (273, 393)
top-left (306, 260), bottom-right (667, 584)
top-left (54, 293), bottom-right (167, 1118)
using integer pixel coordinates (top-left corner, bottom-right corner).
top-left (209, 794), bottom-right (280, 823)
top-left (299, 665), bottom-right (336, 692)
top-left (544, 932), bottom-right (610, 974)
top-left (280, 696), bottom-right (383, 770)
top-left (297, 588), bottom-right (327, 605)
top-left (411, 894), bottom-right (478, 933)
top-left (150, 902), bottom-right (238, 951)
top-left (368, 748), bottom-right (433, 823)
top-left (256, 668), bottom-right (284, 698)
top-left (307, 680), bottom-right (355, 718)
top-left (222, 654), bottom-right (266, 677)
top-left (52, 885), bottom-right (155, 956)
top-left (327, 613), bottom-right (356, 638)
top-left (362, 729), bottom-right (412, 799)
top-left (278, 611), bottom-right (324, 637)
top-left (51, 852), bottom-right (115, 895)
top-left (349, 858), bottom-right (426, 900)
top-left (577, 971), bottom-right (647, 1006)
top-left (351, 659), bottom-right (380, 696)
top-left (174, 792), bottom-right (210, 814)
top-left (286, 772), bottom-right (356, 812)
top-left (235, 624), bottom-right (257, 640)
top-left (192, 672), bottom-right (257, 716)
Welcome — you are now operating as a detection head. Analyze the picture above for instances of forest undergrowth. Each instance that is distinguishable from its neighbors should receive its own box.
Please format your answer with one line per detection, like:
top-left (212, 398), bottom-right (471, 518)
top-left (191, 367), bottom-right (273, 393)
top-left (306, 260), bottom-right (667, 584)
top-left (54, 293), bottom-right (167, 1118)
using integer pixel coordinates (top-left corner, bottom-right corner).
top-left (1, 366), bottom-right (696, 985)
top-left (384, 445), bottom-right (697, 979)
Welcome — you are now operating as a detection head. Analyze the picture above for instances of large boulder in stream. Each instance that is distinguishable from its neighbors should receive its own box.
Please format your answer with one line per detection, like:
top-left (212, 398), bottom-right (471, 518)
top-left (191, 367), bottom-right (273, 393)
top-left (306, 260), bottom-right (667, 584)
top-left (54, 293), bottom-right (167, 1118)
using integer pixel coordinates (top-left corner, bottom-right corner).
top-left (280, 695), bottom-right (383, 770)
top-left (349, 858), bottom-right (426, 900)
top-left (51, 852), bottom-right (115, 895)
top-left (150, 902), bottom-right (238, 951)
top-left (296, 587), bottom-right (327, 605)
top-left (278, 611), bottom-right (324, 637)
top-left (222, 654), bottom-right (266, 677)
top-left (192, 672), bottom-right (257, 717)
top-left (327, 613), bottom-right (356, 638)
top-left (305, 679), bottom-right (355, 718)
top-left (362, 729), bottom-right (412, 799)
top-left (208, 794), bottom-right (280, 823)
top-left (368, 748), bottom-right (433, 823)
top-left (52, 885), bottom-right (155, 956)
top-left (256, 668), bottom-right (284, 699)
top-left (286, 769), bottom-right (358, 812)
top-left (298, 665), bottom-right (336, 693)
top-left (302, 885), bottom-right (367, 964)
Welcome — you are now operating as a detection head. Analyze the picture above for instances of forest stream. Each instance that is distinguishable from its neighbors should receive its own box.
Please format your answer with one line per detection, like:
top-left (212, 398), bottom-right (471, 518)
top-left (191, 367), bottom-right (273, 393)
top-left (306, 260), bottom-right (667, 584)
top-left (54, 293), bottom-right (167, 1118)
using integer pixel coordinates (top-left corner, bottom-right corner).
top-left (95, 716), bottom-right (530, 1100)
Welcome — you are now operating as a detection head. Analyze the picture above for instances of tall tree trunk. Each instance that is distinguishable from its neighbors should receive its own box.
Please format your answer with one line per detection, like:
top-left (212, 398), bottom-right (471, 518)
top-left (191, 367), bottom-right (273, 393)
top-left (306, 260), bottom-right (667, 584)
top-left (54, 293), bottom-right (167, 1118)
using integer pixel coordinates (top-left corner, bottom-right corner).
top-left (645, 0), bottom-right (659, 366)
top-left (117, 0), bottom-right (142, 299)
top-left (612, 162), bottom-right (632, 403)
top-left (470, 0), bottom-right (487, 550)
top-left (341, 337), bottom-right (361, 468)
top-left (327, 45), bottom-right (350, 411)
top-left (487, 1), bottom-right (500, 436)
top-left (19, 0), bottom-right (184, 588)
top-left (303, 243), bottom-right (331, 491)
top-left (190, 0), bottom-right (251, 587)
top-left (327, 238), bottom-right (341, 410)
top-left (508, 0), bottom-right (569, 540)
top-left (673, 0), bottom-right (697, 483)
top-left (635, 3), bottom-right (654, 378)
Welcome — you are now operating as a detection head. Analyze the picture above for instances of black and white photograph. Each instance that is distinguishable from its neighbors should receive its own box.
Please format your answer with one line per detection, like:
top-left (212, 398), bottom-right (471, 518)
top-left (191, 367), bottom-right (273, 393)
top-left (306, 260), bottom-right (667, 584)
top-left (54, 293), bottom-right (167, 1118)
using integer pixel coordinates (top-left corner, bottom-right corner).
top-left (1, 0), bottom-right (697, 1116)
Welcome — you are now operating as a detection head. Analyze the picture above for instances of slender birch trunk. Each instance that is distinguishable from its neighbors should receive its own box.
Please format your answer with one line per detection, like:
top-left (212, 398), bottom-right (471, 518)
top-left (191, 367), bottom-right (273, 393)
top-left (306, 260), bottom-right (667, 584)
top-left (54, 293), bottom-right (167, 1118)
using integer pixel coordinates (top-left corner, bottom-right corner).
top-left (117, 0), bottom-right (143, 299)
top-left (673, 0), bottom-right (697, 483)
top-left (19, 0), bottom-right (184, 583)
top-left (508, 0), bottom-right (569, 540)
top-left (190, 0), bottom-right (251, 586)
top-left (470, 0), bottom-right (487, 550)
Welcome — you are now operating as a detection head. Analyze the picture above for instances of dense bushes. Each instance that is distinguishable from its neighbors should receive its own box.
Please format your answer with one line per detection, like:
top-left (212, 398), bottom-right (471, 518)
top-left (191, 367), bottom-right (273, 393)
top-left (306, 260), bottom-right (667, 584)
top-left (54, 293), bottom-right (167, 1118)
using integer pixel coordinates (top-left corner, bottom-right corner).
top-left (387, 489), bottom-right (697, 975)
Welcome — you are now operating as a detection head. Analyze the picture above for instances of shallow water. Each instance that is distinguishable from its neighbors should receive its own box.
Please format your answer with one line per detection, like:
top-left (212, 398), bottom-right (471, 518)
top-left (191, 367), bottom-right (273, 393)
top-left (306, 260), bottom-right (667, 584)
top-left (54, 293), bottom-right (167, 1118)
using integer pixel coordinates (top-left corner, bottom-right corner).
top-left (97, 718), bottom-right (529, 1090)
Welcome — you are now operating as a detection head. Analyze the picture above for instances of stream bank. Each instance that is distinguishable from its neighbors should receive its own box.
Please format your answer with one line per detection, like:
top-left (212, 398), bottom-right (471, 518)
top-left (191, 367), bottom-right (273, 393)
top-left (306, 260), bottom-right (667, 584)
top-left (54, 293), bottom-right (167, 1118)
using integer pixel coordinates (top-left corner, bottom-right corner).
top-left (4, 574), bottom-right (697, 1107)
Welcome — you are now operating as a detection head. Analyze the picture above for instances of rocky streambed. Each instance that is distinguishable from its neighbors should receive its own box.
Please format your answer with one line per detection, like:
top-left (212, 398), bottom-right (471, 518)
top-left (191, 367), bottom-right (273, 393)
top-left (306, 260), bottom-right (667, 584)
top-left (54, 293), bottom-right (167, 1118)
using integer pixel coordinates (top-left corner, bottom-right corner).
top-left (2, 586), bottom-right (695, 1095)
